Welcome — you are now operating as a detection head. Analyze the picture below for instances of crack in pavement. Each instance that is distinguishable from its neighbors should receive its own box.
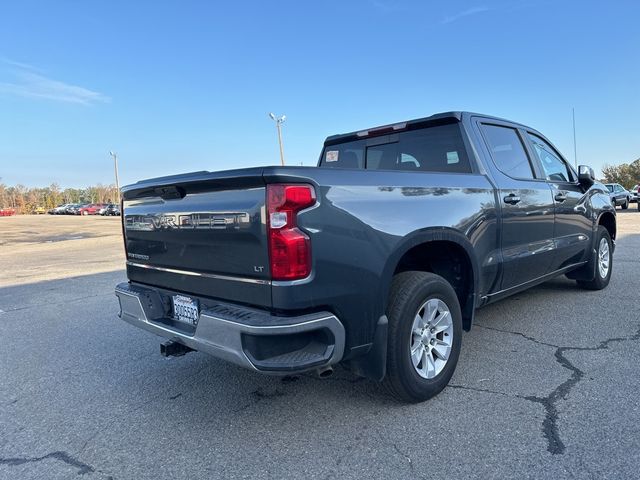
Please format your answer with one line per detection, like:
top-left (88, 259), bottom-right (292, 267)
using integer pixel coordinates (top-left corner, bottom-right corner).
top-left (447, 383), bottom-right (513, 398)
top-left (0, 451), bottom-right (95, 475)
top-left (391, 443), bottom-right (419, 477)
top-left (233, 388), bottom-right (288, 413)
top-left (77, 363), bottom-right (211, 456)
top-left (321, 426), bottom-right (373, 480)
top-left (467, 323), bottom-right (640, 455)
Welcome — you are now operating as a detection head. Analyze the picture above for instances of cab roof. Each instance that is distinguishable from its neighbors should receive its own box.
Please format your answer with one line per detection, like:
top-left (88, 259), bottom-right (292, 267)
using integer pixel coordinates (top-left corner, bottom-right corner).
top-left (323, 111), bottom-right (530, 146)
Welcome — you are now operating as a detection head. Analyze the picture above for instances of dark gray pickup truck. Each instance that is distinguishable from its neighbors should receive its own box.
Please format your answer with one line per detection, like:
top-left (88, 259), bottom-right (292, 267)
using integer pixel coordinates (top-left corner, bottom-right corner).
top-left (115, 111), bottom-right (615, 402)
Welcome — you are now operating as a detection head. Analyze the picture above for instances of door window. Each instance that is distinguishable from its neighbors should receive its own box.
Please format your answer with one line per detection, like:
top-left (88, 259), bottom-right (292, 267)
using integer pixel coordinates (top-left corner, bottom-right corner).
top-left (481, 125), bottom-right (534, 179)
top-left (527, 133), bottom-right (574, 183)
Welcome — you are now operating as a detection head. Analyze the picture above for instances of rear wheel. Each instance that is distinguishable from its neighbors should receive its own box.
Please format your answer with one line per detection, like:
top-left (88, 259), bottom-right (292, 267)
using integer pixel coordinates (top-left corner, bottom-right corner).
top-left (383, 271), bottom-right (462, 402)
top-left (577, 226), bottom-right (612, 290)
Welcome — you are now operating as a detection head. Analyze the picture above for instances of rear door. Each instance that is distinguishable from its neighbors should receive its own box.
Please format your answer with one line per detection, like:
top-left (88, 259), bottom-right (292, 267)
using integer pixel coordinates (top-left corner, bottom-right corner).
top-left (524, 132), bottom-right (593, 270)
top-left (476, 121), bottom-right (556, 290)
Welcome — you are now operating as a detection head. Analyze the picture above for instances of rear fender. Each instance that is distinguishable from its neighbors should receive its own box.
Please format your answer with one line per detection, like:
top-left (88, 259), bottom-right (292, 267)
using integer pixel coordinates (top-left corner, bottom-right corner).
top-left (380, 228), bottom-right (479, 328)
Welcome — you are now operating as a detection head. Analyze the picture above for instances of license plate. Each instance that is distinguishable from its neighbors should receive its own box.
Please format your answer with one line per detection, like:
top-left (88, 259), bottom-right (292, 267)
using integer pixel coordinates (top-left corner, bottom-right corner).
top-left (172, 295), bottom-right (199, 326)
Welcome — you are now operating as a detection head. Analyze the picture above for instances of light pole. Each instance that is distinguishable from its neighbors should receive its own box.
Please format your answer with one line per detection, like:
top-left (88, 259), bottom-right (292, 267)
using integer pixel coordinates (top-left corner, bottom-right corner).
top-left (269, 113), bottom-right (286, 166)
top-left (109, 151), bottom-right (120, 203)
top-left (572, 108), bottom-right (578, 170)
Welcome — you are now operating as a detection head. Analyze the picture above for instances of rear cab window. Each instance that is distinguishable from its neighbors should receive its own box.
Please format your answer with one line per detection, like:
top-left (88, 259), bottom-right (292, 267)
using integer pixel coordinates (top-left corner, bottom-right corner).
top-left (319, 123), bottom-right (473, 174)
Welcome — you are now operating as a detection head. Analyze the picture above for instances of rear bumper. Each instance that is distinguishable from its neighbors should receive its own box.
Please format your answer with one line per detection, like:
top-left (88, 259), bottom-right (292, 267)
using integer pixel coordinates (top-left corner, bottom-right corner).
top-left (115, 282), bottom-right (345, 373)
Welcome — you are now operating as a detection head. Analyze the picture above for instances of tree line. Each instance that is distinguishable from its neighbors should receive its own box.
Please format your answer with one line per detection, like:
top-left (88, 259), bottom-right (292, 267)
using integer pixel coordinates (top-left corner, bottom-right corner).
top-left (0, 183), bottom-right (119, 214)
top-left (601, 159), bottom-right (640, 189)
top-left (1, 159), bottom-right (638, 214)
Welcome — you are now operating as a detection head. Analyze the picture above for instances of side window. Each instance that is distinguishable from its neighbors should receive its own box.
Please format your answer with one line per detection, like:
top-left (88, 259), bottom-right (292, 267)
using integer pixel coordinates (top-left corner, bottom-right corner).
top-left (527, 133), bottom-right (574, 183)
top-left (481, 124), bottom-right (534, 179)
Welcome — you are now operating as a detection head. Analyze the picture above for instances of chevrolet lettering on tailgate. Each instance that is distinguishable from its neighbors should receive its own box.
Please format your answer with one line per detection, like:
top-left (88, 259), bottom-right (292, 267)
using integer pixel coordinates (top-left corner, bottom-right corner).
top-left (125, 212), bottom-right (250, 231)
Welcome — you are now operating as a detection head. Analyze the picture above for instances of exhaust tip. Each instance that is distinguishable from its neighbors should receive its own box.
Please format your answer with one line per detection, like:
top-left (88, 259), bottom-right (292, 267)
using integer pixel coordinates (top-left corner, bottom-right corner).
top-left (316, 366), bottom-right (334, 379)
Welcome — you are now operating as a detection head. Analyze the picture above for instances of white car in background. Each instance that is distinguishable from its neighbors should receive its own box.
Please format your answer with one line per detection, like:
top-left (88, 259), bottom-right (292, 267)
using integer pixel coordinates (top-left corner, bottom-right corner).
top-left (49, 204), bottom-right (71, 214)
top-left (605, 183), bottom-right (631, 209)
top-left (630, 184), bottom-right (639, 203)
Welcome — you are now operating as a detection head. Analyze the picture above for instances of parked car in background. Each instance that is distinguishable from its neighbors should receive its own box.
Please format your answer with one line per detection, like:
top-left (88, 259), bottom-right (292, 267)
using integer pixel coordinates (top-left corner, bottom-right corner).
top-left (605, 183), bottom-right (631, 209)
top-left (34, 206), bottom-right (46, 214)
top-left (101, 204), bottom-right (121, 216)
top-left (76, 203), bottom-right (106, 215)
top-left (49, 204), bottom-right (70, 214)
top-left (65, 203), bottom-right (84, 215)
top-left (630, 184), bottom-right (639, 203)
top-left (0, 207), bottom-right (16, 216)
top-left (78, 203), bottom-right (107, 216)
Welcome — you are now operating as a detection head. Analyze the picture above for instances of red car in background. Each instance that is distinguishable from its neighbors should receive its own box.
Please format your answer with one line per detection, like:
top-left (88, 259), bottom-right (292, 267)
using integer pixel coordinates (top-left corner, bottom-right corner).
top-left (0, 208), bottom-right (16, 216)
top-left (77, 203), bottom-right (107, 215)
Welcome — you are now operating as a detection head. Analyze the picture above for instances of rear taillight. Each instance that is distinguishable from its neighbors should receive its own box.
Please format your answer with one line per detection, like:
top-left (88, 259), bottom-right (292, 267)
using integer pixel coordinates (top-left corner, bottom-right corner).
top-left (266, 184), bottom-right (316, 280)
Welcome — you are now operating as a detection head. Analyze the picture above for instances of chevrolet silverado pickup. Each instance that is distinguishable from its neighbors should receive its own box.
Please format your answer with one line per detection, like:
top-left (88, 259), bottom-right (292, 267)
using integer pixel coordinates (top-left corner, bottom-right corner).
top-left (115, 112), bottom-right (616, 402)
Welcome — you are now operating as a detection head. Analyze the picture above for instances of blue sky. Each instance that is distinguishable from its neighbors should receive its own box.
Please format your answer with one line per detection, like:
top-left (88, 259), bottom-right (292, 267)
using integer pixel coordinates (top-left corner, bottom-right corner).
top-left (1, 0), bottom-right (639, 187)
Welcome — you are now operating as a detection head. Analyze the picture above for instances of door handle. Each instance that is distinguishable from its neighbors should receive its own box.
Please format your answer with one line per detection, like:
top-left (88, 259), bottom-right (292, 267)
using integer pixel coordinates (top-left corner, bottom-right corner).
top-left (503, 193), bottom-right (521, 205)
top-left (554, 192), bottom-right (567, 202)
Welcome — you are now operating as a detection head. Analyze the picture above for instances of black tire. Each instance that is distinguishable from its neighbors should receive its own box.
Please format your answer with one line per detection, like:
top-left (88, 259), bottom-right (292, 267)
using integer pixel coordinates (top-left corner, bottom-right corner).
top-left (383, 271), bottom-right (462, 403)
top-left (637, 200), bottom-right (640, 212)
top-left (577, 226), bottom-right (612, 290)
top-left (622, 198), bottom-right (629, 210)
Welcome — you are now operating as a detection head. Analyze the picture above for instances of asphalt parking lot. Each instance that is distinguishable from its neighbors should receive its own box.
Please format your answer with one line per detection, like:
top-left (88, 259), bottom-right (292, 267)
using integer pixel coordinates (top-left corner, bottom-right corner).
top-left (1, 212), bottom-right (639, 479)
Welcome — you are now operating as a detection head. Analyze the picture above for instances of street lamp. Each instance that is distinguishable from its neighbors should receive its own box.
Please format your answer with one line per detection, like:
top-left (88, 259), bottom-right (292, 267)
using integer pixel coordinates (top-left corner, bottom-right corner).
top-left (268, 113), bottom-right (286, 166)
top-left (109, 151), bottom-right (120, 203)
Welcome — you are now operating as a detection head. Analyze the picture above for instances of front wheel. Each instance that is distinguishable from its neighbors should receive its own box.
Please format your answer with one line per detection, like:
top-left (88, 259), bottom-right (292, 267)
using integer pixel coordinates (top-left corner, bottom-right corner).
top-left (577, 226), bottom-right (612, 290)
top-left (622, 198), bottom-right (629, 210)
top-left (383, 271), bottom-right (462, 403)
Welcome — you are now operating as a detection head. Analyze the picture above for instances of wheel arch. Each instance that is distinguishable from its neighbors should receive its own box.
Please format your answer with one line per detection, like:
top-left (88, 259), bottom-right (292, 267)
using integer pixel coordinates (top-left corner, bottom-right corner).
top-left (380, 228), bottom-right (479, 331)
top-left (597, 211), bottom-right (616, 243)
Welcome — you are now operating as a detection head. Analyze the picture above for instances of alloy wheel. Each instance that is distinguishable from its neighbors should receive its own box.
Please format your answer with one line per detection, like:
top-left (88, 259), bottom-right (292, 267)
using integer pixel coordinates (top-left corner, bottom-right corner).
top-left (409, 298), bottom-right (453, 379)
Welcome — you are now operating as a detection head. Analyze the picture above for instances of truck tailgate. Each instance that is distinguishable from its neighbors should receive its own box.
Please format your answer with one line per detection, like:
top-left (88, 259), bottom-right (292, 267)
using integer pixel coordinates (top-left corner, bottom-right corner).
top-left (121, 169), bottom-right (271, 307)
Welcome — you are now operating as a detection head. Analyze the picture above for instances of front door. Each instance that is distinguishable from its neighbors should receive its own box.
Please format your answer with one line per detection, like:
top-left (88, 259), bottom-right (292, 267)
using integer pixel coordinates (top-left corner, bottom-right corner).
top-left (524, 132), bottom-right (593, 270)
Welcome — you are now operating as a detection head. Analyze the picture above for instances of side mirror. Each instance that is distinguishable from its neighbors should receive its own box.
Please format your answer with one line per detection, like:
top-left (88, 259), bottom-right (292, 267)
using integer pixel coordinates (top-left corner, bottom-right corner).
top-left (578, 165), bottom-right (595, 187)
